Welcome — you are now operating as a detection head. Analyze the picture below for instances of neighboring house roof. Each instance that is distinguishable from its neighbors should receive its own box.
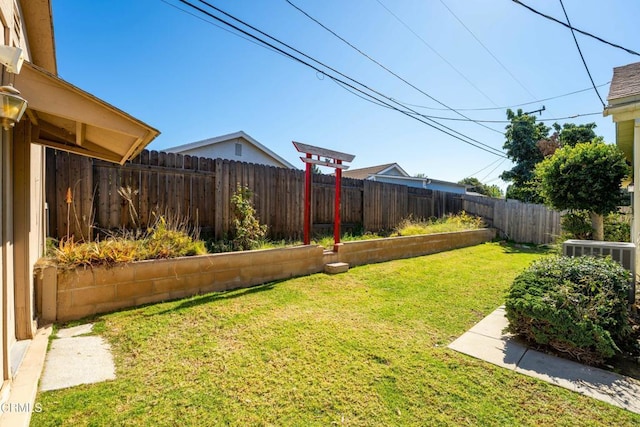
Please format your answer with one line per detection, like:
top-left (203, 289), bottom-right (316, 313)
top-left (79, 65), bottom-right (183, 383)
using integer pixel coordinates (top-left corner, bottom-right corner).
top-left (342, 163), bottom-right (408, 180)
top-left (342, 162), bottom-right (465, 192)
top-left (165, 131), bottom-right (296, 169)
top-left (607, 62), bottom-right (640, 103)
top-left (603, 62), bottom-right (640, 165)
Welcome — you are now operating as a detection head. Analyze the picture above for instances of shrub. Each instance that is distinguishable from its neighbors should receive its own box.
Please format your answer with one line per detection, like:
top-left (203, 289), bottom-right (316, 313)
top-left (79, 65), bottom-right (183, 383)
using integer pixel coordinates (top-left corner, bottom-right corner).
top-left (395, 212), bottom-right (485, 236)
top-left (560, 210), bottom-right (631, 242)
top-left (142, 216), bottom-right (207, 258)
top-left (505, 255), bottom-right (632, 365)
top-left (52, 215), bottom-right (207, 268)
top-left (230, 185), bottom-right (268, 251)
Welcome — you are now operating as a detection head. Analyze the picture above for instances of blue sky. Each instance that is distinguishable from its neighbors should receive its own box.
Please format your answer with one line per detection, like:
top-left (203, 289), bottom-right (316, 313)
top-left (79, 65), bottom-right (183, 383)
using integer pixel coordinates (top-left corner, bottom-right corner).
top-left (51, 0), bottom-right (640, 189)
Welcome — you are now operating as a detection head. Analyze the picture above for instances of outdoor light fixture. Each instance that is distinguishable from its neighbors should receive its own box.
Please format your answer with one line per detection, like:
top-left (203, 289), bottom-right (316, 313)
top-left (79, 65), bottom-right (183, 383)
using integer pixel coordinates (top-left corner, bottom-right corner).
top-left (0, 46), bottom-right (27, 130)
top-left (0, 84), bottom-right (26, 130)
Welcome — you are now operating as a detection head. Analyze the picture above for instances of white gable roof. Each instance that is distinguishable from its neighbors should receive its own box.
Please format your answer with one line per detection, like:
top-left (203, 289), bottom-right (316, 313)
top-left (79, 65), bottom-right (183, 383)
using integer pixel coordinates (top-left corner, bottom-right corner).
top-left (165, 131), bottom-right (296, 169)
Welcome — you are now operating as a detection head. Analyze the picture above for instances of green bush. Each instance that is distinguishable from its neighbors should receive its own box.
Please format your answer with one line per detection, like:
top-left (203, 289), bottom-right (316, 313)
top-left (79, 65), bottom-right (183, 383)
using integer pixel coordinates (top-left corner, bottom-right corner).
top-left (505, 255), bottom-right (632, 365)
top-left (230, 185), bottom-right (268, 251)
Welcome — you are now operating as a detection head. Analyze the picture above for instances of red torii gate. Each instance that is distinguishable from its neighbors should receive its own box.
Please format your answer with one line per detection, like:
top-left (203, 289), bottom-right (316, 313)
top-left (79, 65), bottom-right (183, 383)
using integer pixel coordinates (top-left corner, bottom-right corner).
top-left (293, 141), bottom-right (355, 248)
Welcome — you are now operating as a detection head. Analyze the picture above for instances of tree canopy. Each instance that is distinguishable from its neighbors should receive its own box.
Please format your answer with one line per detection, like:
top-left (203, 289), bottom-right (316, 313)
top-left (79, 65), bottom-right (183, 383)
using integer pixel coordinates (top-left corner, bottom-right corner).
top-left (500, 109), bottom-right (550, 203)
top-left (534, 141), bottom-right (629, 240)
top-left (501, 108), bottom-right (604, 203)
top-left (458, 177), bottom-right (503, 198)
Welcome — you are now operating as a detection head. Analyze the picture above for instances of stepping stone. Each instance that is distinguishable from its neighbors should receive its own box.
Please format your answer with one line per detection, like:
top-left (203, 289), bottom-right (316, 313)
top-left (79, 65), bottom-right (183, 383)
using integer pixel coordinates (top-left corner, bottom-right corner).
top-left (325, 262), bottom-right (349, 274)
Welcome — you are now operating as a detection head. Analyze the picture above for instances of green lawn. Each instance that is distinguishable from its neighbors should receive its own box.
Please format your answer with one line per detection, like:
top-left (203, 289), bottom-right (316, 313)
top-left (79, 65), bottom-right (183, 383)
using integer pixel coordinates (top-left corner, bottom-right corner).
top-left (32, 243), bottom-right (640, 426)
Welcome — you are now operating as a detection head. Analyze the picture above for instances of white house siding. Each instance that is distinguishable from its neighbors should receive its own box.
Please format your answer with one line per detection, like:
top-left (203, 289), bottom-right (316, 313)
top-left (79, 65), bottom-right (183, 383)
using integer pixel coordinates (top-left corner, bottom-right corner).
top-left (178, 138), bottom-right (287, 168)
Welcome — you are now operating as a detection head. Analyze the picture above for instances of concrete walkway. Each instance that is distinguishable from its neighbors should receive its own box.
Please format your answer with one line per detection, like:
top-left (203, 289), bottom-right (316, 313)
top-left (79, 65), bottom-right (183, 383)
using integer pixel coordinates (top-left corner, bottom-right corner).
top-left (449, 307), bottom-right (640, 414)
top-left (39, 323), bottom-right (116, 392)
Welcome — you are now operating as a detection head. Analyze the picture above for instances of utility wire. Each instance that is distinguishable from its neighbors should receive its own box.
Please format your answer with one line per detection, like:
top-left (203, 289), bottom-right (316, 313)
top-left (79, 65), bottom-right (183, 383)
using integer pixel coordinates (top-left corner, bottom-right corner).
top-left (374, 0), bottom-right (500, 107)
top-left (175, 0), bottom-right (507, 158)
top-left (334, 80), bottom-right (599, 125)
top-left (159, 0), bottom-right (283, 57)
top-left (409, 111), bottom-right (601, 123)
top-left (558, 0), bottom-right (605, 108)
top-left (512, 0), bottom-right (640, 57)
top-left (465, 157), bottom-right (505, 179)
top-left (438, 0), bottom-right (536, 100)
top-left (285, 0), bottom-right (503, 135)
top-left (480, 158), bottom-right (507, 182)
top-left (398, 81), bottom-right (610, 111)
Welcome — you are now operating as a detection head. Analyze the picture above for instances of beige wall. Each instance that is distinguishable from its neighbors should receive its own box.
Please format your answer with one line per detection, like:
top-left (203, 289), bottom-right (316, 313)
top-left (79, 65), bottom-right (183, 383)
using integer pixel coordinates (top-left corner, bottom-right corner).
top-left (0, 0), bottom-right (43, 394)
top-left (38, 229), bottom-right (496, 322)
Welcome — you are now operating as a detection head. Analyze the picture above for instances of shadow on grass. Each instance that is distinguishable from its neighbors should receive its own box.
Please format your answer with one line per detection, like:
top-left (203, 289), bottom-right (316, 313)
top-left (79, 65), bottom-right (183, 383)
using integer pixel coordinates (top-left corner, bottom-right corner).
top-left (147, 281), bottom-right (280, 316)
top-left (498, 241), bottom-right (552, 255)
top-left (55, 282), bottom-right (282, 327)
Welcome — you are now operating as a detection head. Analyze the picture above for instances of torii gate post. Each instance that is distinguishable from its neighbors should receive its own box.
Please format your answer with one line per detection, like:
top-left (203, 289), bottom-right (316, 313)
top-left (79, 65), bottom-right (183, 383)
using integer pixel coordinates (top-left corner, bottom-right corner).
top-left (293, 142), bottom-right (355, 248)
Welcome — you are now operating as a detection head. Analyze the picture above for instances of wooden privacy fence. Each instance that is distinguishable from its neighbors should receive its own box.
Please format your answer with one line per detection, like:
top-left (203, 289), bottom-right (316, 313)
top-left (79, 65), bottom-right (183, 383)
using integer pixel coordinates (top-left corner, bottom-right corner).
top-left (461, 194), bottom-right (561, 244)
top-left (45, 149), bottom-right (463, 241)
top-left (46, 149), bottom-right (561, 244)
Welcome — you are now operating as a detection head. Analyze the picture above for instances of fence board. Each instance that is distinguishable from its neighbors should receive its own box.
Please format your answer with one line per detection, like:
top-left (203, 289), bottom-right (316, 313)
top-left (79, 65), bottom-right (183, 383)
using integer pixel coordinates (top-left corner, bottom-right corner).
top-left (46, 149), bottom-right (563, 244)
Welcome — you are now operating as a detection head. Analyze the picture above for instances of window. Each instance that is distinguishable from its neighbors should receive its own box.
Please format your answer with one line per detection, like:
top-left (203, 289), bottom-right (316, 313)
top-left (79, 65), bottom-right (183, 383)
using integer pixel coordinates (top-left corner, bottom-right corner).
top-left (235, 143), bottom-right (242, 157)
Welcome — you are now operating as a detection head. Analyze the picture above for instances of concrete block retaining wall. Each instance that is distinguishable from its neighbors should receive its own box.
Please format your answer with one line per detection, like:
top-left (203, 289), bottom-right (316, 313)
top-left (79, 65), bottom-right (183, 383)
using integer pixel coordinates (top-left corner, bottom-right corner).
top-left (36, 229), bottom-right (496, 322)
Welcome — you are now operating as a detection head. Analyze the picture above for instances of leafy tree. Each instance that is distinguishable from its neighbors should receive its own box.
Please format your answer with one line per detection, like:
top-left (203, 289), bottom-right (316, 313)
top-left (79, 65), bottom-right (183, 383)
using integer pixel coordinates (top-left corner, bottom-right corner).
top-left (500, 109), bottom-right (550, 203)
top-left (458, 177), bottom-right (503, 198)
top-left (535, 141), bottom-right (629, 240)
top-left (537, 123), bottom-right (602, 157)
top-left (553, 122), bottom-right (601, 148)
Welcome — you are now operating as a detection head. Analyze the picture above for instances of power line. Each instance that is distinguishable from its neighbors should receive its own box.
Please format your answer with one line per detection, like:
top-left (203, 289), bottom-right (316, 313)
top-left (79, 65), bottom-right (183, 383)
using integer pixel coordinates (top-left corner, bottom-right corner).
top-left (159, 0), bottom-right (283, 57)
top-left (397, 81), bottom-right (610, 111)
top-left (466, 157), bottom-right (505, 179)
top-left (512, 0), bottom-right (640, 57)
top-left (374, 0), bottom-right (500, 107)
top-left (173, 0), bottom-right (507, 158)
top-left (408, 111), bottom-right (601, 123)
top-left (438, 0), bottom-right (536, 100)
top-left (284, 0), bottom-right (504, 135)
top-left (480, 158), bottom-right (507, 182)
top-left (558, 0), bottom-right (605, 108)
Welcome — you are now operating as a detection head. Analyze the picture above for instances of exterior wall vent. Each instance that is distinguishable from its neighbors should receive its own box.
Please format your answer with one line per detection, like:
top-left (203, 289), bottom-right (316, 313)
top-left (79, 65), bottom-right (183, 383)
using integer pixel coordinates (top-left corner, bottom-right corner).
top-left (235, 143), bottom-right (242, 157)
top-left (563, 239), bottom-right (636, 302)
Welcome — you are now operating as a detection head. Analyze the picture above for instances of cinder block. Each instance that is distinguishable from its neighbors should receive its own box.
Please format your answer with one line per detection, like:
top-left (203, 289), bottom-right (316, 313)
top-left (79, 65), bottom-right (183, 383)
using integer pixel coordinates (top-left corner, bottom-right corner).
top-left (94, 264), bottom-right (135, 286)
top-left (324, 262), bottom-right (349, 274)
top-left (58, 267), bottom-right (94, 290)
top-left (72, 285), bottom-right (115, 306)
top-left (134, 259), bottom-right (176, 281)
top-left (117, 281), bottom-right (153, 300)
top-left (57, 304), bottom-right (96, 322)
top-left (214, 268), bottom-right (241, 285)
top-left (135, 293), bottom-right (170, 307)
top-left (96, 300), bottom-right (133, 315)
